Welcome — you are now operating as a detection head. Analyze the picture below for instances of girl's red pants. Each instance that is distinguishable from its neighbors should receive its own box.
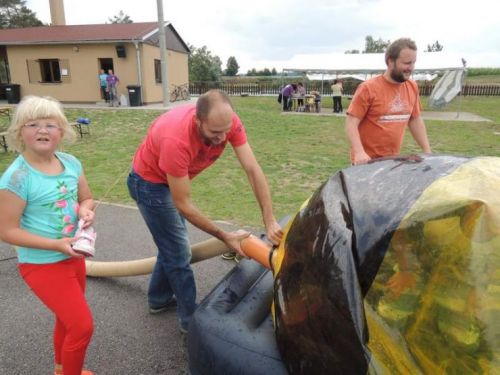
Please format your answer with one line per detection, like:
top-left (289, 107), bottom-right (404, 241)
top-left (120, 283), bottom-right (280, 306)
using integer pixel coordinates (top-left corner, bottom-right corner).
top-left (19, 257), bottom-right (93, 375)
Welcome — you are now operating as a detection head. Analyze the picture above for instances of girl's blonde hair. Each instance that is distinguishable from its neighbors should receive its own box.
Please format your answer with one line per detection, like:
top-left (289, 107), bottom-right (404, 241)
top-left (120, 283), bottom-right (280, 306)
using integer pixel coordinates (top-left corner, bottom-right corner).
top-left (7, 95), bottom-right (76, 152)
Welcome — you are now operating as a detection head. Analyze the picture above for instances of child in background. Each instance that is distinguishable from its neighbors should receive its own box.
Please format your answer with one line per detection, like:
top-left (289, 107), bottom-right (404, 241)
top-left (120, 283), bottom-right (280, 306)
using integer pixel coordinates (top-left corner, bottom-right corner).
top-left (0, 96), bottom-right (95, 375)
top-left (310, 90), bottom-right (322, 112)
top-left (98, 69), bottom-right (109, 103)
top-left (296, 82), bottom-right (306, 112)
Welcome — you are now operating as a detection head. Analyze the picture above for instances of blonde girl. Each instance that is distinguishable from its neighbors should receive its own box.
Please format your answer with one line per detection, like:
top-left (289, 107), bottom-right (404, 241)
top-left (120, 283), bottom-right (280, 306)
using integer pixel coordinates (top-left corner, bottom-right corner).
top-left (0, 96), bottom-right (95, 375)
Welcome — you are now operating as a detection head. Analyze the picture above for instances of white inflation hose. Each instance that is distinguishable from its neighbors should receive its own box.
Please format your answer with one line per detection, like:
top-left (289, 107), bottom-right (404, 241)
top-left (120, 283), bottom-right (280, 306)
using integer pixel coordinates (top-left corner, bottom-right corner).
top-left (85, 237), bottom-right (229, 277)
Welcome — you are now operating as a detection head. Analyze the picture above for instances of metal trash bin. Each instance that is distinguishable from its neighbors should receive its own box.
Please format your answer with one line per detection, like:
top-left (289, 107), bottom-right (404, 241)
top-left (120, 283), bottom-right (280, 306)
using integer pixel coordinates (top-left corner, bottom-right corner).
top-left (127, 85), bottom-right (142, 107)
top-left (5, 84), bottom-right (20, 104)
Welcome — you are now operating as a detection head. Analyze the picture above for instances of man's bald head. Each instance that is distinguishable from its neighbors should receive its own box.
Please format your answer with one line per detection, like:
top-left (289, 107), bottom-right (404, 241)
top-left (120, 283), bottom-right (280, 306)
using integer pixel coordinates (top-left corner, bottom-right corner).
top-left (195, 89), bottom-right (235, 145)
top-left (196, 89), bottom-right (234, 122)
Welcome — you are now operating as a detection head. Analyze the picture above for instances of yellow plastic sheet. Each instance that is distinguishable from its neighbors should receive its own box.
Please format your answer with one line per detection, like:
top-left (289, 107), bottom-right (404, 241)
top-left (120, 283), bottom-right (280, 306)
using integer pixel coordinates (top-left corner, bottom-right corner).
top-left (366, 157), bottom-right (499, 374)
top-left (272, 155), bottom-right (499, 374)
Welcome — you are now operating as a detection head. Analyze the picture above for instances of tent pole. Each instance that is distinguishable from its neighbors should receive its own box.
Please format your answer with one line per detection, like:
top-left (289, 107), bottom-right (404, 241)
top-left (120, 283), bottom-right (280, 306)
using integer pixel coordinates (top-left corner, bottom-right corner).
top-left (321, 73), bottom-right (324, 96)
top-left (456, 67), bottom-right (467, 119)
top-left (280, 69), bottom-right (285, 94)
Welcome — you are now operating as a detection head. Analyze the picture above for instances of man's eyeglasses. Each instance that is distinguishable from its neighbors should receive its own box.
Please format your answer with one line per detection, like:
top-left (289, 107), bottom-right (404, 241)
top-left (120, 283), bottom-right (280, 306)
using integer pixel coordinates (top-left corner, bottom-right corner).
top-left (23, 123), bottom-right (61, 132)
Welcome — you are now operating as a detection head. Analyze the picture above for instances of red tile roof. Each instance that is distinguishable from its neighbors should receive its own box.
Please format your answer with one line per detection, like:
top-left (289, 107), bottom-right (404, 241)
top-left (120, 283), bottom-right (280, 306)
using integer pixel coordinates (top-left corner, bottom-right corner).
top-left (0, 22), bottom-right (162, 44)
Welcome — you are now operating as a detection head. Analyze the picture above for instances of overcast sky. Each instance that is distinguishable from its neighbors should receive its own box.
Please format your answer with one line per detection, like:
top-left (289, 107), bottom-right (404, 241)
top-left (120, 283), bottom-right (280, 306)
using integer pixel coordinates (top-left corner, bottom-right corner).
top-left (26, 0), bottom-right (500, 73)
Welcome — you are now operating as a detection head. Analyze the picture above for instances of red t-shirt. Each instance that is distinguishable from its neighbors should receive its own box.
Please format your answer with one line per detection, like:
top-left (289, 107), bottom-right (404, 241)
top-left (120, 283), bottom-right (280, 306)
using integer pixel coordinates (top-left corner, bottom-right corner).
top-left (132, 105), bottom-right (247, 184)
top-left (347, 75), bottom-right (421, 159)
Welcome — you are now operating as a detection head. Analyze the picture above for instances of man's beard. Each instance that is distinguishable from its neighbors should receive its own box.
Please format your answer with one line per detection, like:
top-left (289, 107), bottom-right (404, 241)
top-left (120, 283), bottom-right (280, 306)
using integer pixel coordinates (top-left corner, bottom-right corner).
top-left (390, 69), bottom-right (408, 83)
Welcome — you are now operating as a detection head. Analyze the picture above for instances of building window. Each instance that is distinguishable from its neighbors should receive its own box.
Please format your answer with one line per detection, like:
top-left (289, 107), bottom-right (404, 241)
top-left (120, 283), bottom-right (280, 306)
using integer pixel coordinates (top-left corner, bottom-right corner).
top-left (27, 59), bottom-right (69, 84)
top-left (40, 59), bottom-right (61, 82)
top-left (0, 59), bottom-right (10, 83)
top-left (154, 59), bottom-right (161, 83)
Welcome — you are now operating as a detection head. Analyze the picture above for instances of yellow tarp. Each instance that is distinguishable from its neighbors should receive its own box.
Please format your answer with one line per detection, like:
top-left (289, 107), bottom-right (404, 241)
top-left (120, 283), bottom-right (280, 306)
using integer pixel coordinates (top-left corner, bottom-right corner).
top-left (366, 157), bottom-right (500, 374)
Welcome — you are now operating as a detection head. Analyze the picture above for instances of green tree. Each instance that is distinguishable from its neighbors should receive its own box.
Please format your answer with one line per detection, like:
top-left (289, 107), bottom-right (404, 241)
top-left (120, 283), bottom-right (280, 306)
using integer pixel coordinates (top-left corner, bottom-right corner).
top-left (107, 10), bottom-right (133, 24)
top-left (271, 68), bottom-right (277, 75)
top-left (426, 40), bottom-right (443, 52)
top-left (0, 0), bottom-right (43, 29)
top-left (225, 56), bottom-right (239, 76)
top-left (211, 55), bottom-right (223, 80)
top-left (363, 35), bottom-right (390, 53)
top-left (189, 45), bottom-right (222, 82)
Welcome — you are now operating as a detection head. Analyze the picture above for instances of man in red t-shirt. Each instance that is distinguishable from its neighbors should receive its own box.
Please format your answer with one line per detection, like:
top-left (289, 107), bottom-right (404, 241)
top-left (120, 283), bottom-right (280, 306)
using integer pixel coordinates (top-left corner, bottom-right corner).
top-left (127, 90), bottom-right (282, 332)
top-left (345, 38), bottom-right (431, 165)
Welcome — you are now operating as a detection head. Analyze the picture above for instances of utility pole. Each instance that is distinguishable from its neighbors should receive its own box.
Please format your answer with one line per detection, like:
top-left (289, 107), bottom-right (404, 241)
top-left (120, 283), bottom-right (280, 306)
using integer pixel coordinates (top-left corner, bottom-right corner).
top-left (157, 0), bottom-right (169, 107)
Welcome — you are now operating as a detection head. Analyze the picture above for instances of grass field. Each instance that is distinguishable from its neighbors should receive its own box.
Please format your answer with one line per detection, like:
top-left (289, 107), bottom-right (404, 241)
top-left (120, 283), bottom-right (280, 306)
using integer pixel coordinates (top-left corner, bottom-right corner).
top-left (0, 96), bottom-right (499, 228)
top-left (465, 75), bottom-right (500, 84)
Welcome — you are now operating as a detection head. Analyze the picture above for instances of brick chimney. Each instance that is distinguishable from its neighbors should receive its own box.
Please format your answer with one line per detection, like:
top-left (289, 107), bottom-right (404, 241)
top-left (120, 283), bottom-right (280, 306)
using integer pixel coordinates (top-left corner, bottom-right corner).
top-left (49, 0), bottom-right (66, 25)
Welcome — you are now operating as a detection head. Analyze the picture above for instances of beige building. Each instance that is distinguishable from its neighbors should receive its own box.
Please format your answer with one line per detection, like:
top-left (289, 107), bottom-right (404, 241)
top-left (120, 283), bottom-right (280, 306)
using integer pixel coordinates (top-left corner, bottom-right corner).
top-left (0, 22), bottom-right (190, 105)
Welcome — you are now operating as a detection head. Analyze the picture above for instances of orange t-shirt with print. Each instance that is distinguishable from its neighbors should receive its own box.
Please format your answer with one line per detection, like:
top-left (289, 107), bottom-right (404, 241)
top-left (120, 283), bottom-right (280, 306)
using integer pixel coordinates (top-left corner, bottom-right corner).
top-left (347, 75), bottom-right (421, 159)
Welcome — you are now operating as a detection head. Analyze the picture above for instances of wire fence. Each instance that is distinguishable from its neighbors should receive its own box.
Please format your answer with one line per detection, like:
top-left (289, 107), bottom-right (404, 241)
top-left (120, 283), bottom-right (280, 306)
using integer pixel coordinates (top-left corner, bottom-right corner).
top-left (189, 82), bottom-right (500, 97)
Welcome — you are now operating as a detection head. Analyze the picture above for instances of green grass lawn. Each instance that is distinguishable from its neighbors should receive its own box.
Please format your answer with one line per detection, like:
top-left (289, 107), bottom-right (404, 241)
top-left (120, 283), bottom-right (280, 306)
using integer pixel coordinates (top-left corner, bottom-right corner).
top-left (1, 96), bottom-right (499, 228)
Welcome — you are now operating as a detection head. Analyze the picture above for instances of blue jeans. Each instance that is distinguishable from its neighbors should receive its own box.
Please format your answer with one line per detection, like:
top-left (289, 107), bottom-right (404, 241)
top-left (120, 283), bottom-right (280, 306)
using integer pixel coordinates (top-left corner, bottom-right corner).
top-left (127, 171), bottom-right (197, 327)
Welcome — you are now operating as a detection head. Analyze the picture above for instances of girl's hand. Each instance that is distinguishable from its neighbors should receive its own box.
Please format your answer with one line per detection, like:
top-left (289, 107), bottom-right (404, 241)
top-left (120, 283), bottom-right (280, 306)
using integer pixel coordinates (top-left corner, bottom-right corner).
top-left (56, 237), bottom-right (84, 258)
top-left (78, 208), bottom-right (95, 228)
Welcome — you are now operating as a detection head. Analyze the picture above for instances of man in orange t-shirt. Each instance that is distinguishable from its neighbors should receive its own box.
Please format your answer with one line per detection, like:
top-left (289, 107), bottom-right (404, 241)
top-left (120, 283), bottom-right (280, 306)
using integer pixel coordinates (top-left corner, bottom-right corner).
top-left (345, 38), bottom-right (431, 165)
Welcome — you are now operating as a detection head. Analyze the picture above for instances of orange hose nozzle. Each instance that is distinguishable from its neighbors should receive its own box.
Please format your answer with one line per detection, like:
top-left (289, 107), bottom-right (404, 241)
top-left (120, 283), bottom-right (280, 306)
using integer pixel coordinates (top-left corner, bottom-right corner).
top-left (240, 235), bottom-right (273, 269)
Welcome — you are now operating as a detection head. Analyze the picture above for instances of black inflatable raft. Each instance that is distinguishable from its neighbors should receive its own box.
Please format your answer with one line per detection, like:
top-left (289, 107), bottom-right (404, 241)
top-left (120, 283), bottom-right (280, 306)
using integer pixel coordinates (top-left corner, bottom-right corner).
top-left (187, 259), bottom-right (287, 375)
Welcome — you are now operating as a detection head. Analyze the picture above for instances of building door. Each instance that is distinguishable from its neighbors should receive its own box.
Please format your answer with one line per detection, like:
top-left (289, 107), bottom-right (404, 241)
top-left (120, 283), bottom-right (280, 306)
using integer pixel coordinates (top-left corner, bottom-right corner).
top-left (98, 58), bottom-right (113, 101)
top-left (0, 46), bottom-right (11, 100)
top-left (99, 58), bottom-right (113, 74)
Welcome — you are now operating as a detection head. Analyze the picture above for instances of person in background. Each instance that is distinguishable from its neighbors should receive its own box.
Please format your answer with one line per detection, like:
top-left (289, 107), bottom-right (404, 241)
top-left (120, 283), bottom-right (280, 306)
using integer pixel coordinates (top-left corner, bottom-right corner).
top-left (331, 79), bottom-right (343, 113)
top-left (281, 83), bottom-right (296, 111)
top-left (310, 90), bottom-right (322, 113)
top-left (106, 69), bottom-right (120, 107)
top-left (295, 82), bottom-right (306, 111)
top-left (98, 69), bottom-right (108, 103)
top-left (345, 38), bottom-right (431, 165)
top-left (0, 96), bottom-right (96, 375)
top-left (127, 89), bottom-right (283, 334)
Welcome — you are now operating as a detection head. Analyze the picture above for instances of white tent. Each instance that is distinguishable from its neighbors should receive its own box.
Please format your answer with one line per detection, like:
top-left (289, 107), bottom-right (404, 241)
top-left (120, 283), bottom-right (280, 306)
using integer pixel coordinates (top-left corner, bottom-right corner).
top-left (304, 72), bottom-right (438, 82)
top-left (282, 51), bottom-right (466, 82)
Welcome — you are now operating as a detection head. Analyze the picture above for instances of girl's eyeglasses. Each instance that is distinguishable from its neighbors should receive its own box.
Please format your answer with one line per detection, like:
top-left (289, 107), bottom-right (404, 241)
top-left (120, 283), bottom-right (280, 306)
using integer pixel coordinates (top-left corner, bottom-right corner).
top-left (23, 123), bottom-right (61, 132)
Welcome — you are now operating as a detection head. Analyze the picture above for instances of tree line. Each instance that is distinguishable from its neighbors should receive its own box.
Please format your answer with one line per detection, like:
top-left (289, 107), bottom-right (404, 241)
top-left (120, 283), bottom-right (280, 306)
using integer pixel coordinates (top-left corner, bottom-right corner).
top-left (345, 35), bottom-right (443, 54)
top-left (188, 44), bottom-right (279, 81)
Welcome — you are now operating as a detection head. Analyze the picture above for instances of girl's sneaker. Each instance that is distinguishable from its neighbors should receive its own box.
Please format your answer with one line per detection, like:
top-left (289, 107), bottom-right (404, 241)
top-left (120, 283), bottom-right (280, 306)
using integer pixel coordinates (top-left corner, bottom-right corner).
top-left (72, 219), bottom-right (97, 257)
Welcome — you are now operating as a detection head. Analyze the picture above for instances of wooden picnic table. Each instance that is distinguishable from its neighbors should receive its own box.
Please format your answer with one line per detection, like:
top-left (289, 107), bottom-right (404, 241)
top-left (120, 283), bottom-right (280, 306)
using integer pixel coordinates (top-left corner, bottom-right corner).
top-left (0, 106), bottom-right (11, 152)
top-left (0, 106), bottom-right (11, 120)
top-left (0, 130), bottom-right (7, 152)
